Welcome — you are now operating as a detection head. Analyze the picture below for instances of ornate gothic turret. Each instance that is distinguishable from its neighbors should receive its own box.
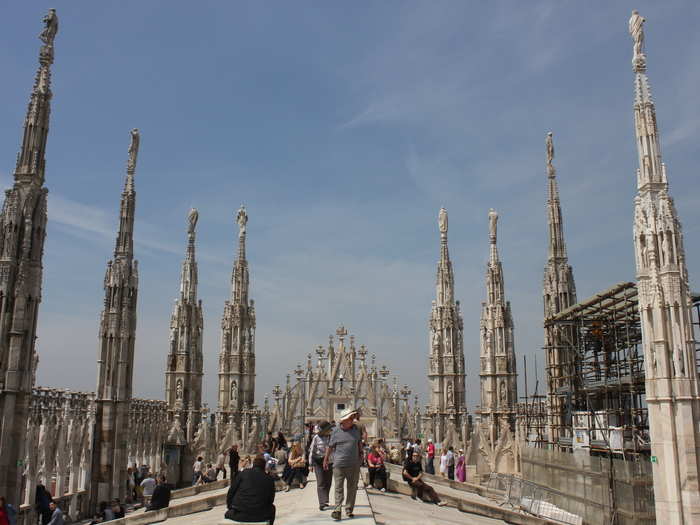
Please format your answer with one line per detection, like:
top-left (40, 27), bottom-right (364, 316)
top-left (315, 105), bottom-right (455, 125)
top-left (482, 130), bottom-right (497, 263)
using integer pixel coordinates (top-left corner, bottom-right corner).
top-left (628, 11), bottom-right (700, 523)
top-left (165, 209), bottom-right (204, 441)
top-left (218, 206), bottom-right (256, 425)
top-left (0, 9), bottom-right (57, 504)
top-left (91, 129), bottom-right (140, 504)
top-left (542, 132), bottom-right (577, 445)
top-left (479, 209), bottom-right (517, 443)
top-left (426, 208), bottom-right (466, 445)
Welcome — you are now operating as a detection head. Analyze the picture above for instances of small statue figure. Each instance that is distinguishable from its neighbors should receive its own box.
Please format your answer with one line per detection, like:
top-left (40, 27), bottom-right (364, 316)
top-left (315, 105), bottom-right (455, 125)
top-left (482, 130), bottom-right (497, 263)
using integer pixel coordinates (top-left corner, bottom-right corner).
top-left (176, 379), bottom-right (183, 400)
top-left (488, 209), bottom-right (498, 241)
top-left (230, 380), bottom-right (238, 403)
top-left (187, 208), bottom-right (198, 236)
top-left (438, 207), bottom-right (448, 234)
top-left (629, 10), bottom-right (645, 59)
top-left (446, 382), bottom-right (454, 407)
top-left (546, 132), bottom-right (554, 165)
top-left (499, 381), bottom-right (507, 404)
top-left (127, 128), bottom-right (140, 171)
top-left (237, 205), bottom-right (248, 237)
top-left (39, 9), bottom-right (59, 45)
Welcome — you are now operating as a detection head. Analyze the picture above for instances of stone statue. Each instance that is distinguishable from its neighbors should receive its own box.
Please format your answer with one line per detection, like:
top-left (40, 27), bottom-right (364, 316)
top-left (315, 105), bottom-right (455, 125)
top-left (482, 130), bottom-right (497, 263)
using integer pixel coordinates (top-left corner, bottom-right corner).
top-left (127, 128), bottom-right (140, 172)
top-left (446, 382), bottom-right (454, 407)
top-left (488, 209), bottom-right (498, 241)
top-left (499, 380), bottom-right (507, 404)
top-left (39, 9), bottom-right (59, 45)
top-left (237, 205), bottom-right (248, 237)
top-left (438, 208), bottom-right (448, 234)
top-left (546, 132), bottom-right (554, 165)
top-left (629, 10), bottom-right (645, 59)
top-left (188, 208), bottom-right (198, 235)
top-left (176, 379), bottom-right (183, 400)
top-left (230, 380), bottom-right (238, 403)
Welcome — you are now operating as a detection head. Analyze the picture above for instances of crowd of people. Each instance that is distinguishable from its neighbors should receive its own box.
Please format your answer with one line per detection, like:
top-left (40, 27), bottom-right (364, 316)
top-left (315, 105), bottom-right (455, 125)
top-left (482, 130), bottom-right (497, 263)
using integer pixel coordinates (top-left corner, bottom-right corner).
top-left (0, 415), bottom-right (466, 525)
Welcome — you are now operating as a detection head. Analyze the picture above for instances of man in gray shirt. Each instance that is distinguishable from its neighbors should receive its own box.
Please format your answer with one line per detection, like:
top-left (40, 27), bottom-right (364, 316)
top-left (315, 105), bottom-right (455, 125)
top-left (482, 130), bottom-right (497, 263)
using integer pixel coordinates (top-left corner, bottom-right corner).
top-left (324, 408), bottom-right (362, 521)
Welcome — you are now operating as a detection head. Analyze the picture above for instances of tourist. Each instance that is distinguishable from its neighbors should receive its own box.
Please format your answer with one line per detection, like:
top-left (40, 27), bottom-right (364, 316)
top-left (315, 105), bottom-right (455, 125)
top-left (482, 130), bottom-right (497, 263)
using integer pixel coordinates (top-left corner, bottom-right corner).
top-left (126, 468), bottom-right (136, 503)
top-left (404, 439), bottom-right (413, 461)
top-left (98, 501), bottom-right (114, 522)
top-left (446, 446), bottom-right (455, 480)
top-left (308, 420), bottom-right (333, 510)
top-left (367, 443), bottom-right (387, 492)
top-left (216, 450), bottom-right (227, 479)
top-left (425, 439), bottom-right (435, 475)
top-left (402, 452), bottom-right (445, 506)
top-left (276, 431), bottom-right (288, 451)
top-left (46, 502), bottom-right (64, 525)
top-left (274, 441), bottom-right (288, 475)
top-left (200, 463), bottom-right (216, 483)
top-left (229, 444), bottom-right (240, 480)
top-left (111, 499), bottom-right (124, 519)
top-left (413, 438), bottom-right (423, 459)
top-left (35, 485), bottom-right (53, 525)
top-left (0, 496), bottom-right (17, 525)
top-left (324, 407), bottom-right (362, 521)
top-left (389, 445), bottom-right (401, 464)
top-left (225, 455), bottom-right (276, 524)
top-left (140, 472), bottom-right (156, 506)
top-left (147, 476), bottom-right (172, 511)
top-left (192, 456), bottom-right (204, 485)
top-left (283, 442), bottom-right (307, 491)
top-left (439, 449), bottom-right (448, 477)
top-left (456, 449), bottom-right (466, 482)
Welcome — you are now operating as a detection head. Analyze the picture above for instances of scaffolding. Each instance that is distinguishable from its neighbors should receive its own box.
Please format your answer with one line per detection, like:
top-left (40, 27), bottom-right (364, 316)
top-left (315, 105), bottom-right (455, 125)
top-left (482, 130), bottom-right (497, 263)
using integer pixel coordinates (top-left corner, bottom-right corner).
top-left (543, 282), bottom-right (647, 455)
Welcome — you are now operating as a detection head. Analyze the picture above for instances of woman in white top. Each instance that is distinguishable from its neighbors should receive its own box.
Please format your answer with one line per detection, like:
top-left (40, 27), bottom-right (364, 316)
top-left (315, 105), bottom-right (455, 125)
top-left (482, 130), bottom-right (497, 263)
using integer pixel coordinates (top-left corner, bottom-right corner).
top-left (439, 450), bottom-right (448, 477)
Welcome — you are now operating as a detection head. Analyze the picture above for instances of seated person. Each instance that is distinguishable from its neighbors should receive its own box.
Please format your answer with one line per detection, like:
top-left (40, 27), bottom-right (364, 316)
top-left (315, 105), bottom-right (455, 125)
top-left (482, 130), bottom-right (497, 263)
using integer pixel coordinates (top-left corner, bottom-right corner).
top-left (402, 452), bottom-right (446, 506)
top-left (147, 476), bottom-right (172, 511)
top-left (225, 455), bottom-right (276, 524)
top-left (282, 442), bottom-right (307, 491)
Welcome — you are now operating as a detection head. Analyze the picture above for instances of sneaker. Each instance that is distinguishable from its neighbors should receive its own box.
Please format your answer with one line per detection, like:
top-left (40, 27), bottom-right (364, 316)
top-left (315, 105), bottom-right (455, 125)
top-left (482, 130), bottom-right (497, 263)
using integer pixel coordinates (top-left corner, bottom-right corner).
top-left (380, 488), bottom-right (386, 492)
top-left (437, 501), bottom-right (447, 506)
top-left (347, 510), bottom-right (354, 518)
top-left (319, 504), bottom-right (328, 511)
top-left (331, 510), bottom-right (341, 520)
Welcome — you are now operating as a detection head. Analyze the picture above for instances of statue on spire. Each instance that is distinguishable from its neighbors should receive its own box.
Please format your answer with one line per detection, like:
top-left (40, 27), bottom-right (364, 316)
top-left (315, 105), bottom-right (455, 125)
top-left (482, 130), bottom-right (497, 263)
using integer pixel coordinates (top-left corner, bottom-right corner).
top-left (546, 132), bottom-right (554, 165)
top-left (237, 205), bottom-right (248, 237)
top-left (39, 9), bottom-right (58, 45)
top-left (488, 208), bottom-right (498, 242)
top-left (187, 208), bottom-right (199, 236)
top-left (439, 208), bottom-right (448, 235)
top-left (629, 10), bottom-right (646, 70)
top-left (127, 128), bottom-right (140, 172)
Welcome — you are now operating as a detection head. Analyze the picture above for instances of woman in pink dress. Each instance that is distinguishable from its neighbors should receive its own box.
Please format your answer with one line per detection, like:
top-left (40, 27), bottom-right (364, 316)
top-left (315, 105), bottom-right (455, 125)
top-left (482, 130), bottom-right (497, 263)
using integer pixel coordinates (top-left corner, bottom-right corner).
top-left (455, 449), bottom-right (466, 482)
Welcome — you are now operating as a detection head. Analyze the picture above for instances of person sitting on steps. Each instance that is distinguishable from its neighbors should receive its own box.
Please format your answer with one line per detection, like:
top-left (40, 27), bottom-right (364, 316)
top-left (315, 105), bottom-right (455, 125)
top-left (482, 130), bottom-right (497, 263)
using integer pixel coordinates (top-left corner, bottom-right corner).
top-left (225, 455), bottom-right (276, 525)
top-left (402, 451), bottom-right (446, 506)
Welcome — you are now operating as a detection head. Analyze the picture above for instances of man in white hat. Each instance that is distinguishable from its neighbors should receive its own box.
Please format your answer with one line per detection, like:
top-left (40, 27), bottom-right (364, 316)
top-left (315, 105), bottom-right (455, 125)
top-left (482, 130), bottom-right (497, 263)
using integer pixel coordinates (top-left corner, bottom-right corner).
top-left (323, 407), bottom-right (362, 521)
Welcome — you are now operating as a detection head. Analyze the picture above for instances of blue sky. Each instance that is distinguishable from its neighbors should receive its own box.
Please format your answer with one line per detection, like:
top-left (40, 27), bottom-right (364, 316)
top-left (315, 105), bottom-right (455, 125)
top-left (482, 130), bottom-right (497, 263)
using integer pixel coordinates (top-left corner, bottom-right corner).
top-left (1, 2), bottom-right (699, 412)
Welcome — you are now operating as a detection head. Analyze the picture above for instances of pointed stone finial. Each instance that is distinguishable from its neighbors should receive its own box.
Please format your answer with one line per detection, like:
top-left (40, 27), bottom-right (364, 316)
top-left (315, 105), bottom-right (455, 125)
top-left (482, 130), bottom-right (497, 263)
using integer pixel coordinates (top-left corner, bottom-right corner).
top-left (188, 208), bottom-right (199, 236)
top-left (127, 128), bottom-right (140, 175)
top-left (488, 209), bottom-right (498, 244)
top-left (439, 207), bottom-right (448, 237)
top-left (39, 9), bottom-right (59, 46)
top-left (629, 10), bottom-right (646, 72)
top-left (236, 205), bottom-right (248, 237)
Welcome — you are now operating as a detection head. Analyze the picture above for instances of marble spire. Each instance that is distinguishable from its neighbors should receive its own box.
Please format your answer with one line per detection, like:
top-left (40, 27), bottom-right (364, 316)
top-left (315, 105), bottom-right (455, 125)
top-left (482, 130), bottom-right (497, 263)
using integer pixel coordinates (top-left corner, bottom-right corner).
top-left (0, 9), bottom-right (57, 504)
top-left (479, 209), bottom-right (517, 442)
top-left (542, 132), bottom-right (578, 446)
top-left (628, 11), bottom-right (700, 523)
top-left (427, 208), bottom-right (466, 445)
top-left (543, 132), bottom-right (576, 318)
top-left (218, 205), bottom-right (256, 424)
top-left (92, 129), bottom-right (140, 504)
top-left (165, 209), bottom-right (204, 441)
